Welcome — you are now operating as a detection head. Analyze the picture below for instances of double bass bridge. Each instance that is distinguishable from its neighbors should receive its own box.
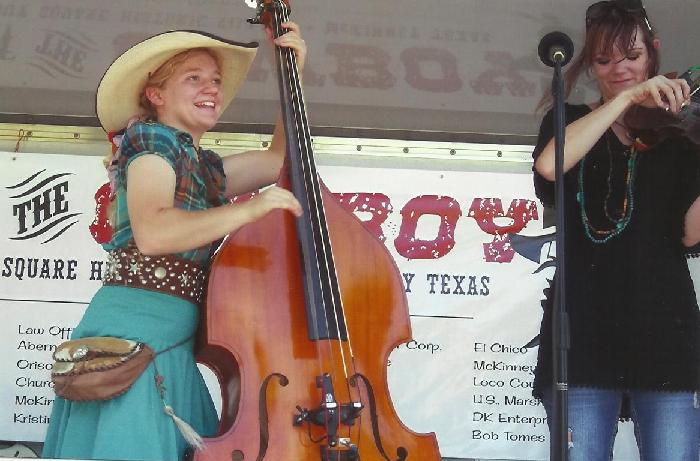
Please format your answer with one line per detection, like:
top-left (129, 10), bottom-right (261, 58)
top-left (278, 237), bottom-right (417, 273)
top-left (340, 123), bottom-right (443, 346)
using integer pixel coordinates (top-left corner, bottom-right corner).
top-left (293, 374), bottom-right (363, 456)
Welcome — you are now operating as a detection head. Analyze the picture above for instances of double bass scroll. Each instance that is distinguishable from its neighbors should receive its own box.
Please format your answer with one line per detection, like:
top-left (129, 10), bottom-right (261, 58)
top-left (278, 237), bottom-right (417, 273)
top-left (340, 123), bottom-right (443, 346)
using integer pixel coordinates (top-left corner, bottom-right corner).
top-left (195, 1), bottom-right (442, 460)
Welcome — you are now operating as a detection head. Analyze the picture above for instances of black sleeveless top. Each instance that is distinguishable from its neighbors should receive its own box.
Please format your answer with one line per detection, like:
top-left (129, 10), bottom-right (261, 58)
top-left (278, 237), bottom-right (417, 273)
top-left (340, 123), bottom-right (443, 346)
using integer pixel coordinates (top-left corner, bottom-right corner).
top-left (532, 104), bottom-right (700, 398)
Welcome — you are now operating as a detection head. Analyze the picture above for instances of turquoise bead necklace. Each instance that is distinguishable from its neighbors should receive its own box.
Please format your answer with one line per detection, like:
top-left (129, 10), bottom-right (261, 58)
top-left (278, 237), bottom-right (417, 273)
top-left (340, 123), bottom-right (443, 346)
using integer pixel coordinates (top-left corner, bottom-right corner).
top-left (577, 129), bottom-right (638, 243)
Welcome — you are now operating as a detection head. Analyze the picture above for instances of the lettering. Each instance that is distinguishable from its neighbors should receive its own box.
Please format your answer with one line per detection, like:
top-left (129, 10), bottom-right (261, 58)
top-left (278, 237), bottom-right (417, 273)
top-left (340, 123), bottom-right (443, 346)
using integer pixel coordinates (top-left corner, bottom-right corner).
top-left (15, 395), bottom-right (54, 406)
top-left (17, 340), bottom-right (56, 352)
top-left (0, 3), bottom-right (27, 18)
top-left (39, 6), bottom-right (108, 21)
top-left (120, 10), bottom-right (206, 28)
top-left (333, 193), bottom-right (392, 242)
top-left (470, 50), bottom-right (536, 97)
top-left (504, 431), bottom-right (546, 443)
top-left (405, 340), bottom-right (441, 354)
top-left (473, 360), bottom-right (535, 375)
top-left (16, 360), bottom-right (53, 371)
top-left (468, 198), bottom-right (538, 263)
top-left (426, 273), bottom-right (490, 296)
top-left (473, 377), bottom-right (505, 388)
top-left (1, 257), bottom-right (77, 281)
top-left (473, 394), bottom-right (497, 405)
top-left (13, 182), bottom-right (70, 234)
top-left (401, 47), bottom-right (463, 92)
top-left (504, 395), bottom-right (540, 406)
top-left (472, 430), bottom-right (498, 440)
top-left (402, 272), bottom-right (415, 293)
top-left (13, 413), bottom-right (50, 424)
top-left (395, 195), bottom-right (461, 260)
top-left (35, 34), bottom-right (86, 74)
top-left (490, 343), bottom-right (528, 354)
top-left (18, 325), bottom-right (45, 335)
top-left (473, 411), bottom-right (493, 422)
top-left (15, 376), bottom-right (54, 388)
top-left (327, 43), bottom-right (396, 89)
top-left (509, 377), bottom-right (534, 389)
top-left (89, 260), bottom-right (104, 280)
top-left (498, 413), bottom-right (547, 427)
top-left (49, 325), bottom-right (73, 340)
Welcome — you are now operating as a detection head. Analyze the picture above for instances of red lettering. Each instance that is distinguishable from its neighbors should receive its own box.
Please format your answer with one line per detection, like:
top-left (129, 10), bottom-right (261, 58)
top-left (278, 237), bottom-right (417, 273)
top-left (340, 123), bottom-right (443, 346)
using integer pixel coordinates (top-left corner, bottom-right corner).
top-left (327, 43), bottom-right (396, 89)
top-left (332, 192), bottom-right (392, 241)
top-left (394, 195), bottom-right (461, 260)
top-left (246, 43), bottom-right (325, 87)
top-left (401, 47), bottom-right (463, 92)
top-left (89, 183), bottom-right (112, 244)
top-left (468, 198), bottom-right (539, 262)
top-left (469, 51), bottom-right (535, 97)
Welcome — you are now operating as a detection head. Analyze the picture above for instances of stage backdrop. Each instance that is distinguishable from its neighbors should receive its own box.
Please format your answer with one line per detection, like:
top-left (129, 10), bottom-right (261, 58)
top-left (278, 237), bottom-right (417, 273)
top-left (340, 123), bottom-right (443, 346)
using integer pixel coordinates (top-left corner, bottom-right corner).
top-left (2, 149), bottom-right (679, 460)
top-left (1, 0), bottom-right (698, 140)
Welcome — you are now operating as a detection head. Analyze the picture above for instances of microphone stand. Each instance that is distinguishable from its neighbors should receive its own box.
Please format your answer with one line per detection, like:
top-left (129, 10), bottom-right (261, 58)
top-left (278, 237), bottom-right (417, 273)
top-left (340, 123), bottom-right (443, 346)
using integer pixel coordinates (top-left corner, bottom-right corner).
top-left (550, 49), bottom-right (570, 461)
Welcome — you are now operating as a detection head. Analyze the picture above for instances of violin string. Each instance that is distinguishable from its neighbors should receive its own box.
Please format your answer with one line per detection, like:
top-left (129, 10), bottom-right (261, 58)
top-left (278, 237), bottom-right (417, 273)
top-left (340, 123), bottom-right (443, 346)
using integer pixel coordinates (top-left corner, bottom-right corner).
top-left (277, 3), bottom-right (361, 411)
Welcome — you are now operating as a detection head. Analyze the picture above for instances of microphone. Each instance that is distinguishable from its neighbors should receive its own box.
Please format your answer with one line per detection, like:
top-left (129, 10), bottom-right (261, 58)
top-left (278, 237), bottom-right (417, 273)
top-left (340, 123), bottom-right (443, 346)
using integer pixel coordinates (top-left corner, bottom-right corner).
top-left (538, 31), bottom-right (574, 68)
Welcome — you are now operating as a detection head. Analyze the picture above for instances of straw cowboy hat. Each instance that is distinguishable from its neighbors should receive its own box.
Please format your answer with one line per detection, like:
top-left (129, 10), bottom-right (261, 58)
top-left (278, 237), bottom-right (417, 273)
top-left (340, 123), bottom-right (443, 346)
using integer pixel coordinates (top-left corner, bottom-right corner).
top-left (96, 30), bottom-right (258, 133)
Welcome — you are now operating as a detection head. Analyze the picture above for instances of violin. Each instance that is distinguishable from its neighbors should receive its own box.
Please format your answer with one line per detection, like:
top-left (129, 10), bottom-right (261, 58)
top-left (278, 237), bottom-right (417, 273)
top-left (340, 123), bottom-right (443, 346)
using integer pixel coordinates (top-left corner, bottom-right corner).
top-left (624, 66), bottom-right (700, 149)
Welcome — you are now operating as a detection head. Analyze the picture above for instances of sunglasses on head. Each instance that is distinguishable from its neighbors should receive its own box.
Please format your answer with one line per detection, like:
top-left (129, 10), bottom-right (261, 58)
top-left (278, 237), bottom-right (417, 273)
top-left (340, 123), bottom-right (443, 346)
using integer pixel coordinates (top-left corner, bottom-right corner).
top-left (585, 0), bottom-right (653, 34)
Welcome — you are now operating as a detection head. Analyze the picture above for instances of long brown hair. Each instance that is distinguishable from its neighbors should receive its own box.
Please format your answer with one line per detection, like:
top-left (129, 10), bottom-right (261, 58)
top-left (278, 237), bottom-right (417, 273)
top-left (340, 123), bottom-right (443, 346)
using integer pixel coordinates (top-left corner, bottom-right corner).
top-left (536, 2), bottom-right (658, 112)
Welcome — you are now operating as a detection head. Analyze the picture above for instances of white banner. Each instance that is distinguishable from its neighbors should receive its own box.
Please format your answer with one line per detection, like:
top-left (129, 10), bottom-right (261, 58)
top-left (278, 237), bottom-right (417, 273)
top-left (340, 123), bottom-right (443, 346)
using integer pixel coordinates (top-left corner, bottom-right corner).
top-left (2, 150), bottom-right (645, 460)
top-left (0, 153), bottom-right (107, 443)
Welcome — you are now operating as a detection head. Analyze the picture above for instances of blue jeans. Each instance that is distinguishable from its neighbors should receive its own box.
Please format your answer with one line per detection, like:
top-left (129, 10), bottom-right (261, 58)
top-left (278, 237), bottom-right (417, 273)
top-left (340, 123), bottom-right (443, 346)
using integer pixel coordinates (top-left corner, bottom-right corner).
top-left (542, 387), bottom-right (699, 461)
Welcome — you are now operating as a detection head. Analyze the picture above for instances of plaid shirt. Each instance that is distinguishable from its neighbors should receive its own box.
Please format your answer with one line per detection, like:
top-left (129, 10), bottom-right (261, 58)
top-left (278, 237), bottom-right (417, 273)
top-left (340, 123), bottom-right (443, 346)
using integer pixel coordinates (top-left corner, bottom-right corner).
top-left (106, 121), bottom-right (228, 264)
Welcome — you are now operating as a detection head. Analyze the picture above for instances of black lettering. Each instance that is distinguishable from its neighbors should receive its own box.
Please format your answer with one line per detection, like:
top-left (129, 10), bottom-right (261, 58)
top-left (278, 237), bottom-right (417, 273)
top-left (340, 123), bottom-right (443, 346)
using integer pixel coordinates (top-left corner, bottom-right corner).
top-left (440, 274), bottom-right (450, 294)
top-left (66, 259), bottom-right (77, 280)
top-left (402, 272), bottom-right (415, 293)
top-left (480, 275), bottom-right (491, 296)
top-left (467, 275), bottom-right (478, 295)
top-left (453, 274), bottom-right (466, 295)
top-left (89, 260), bottom-right (103, 281)
top-left (426, 273), bottom-right (439, 294)
top-left (12, 201), bottom-right (31, 233)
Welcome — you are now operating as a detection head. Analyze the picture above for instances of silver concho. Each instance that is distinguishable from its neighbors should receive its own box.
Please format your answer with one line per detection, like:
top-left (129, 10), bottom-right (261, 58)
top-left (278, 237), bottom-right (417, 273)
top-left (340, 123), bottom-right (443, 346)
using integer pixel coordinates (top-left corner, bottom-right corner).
top-left (72, 345), bottom-right (89, 360)
top-left (154, 267), bottom-right (167, 279)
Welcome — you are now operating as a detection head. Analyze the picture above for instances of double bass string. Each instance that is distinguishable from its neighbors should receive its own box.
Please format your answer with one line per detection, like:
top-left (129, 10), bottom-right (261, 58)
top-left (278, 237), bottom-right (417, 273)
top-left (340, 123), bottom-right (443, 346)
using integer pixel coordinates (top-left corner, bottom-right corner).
top-left (270, 8), bottom-right (330, 377)
top-left (274, 4), bottom-right (362, 405)
top-left (274, 10), bottom-right (367, 448)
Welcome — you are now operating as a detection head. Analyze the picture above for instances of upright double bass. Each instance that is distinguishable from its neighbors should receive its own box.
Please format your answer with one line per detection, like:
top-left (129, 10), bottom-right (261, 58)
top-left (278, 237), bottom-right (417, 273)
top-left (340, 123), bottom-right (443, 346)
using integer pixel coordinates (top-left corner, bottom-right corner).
top-left (196, 1), bottom-right (442, 459)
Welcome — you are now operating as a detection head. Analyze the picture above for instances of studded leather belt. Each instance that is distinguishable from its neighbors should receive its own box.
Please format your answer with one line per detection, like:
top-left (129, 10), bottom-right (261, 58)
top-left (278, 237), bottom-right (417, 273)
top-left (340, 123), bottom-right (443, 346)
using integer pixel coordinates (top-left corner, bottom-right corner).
top-left (102, 244), bottom-right (207, 306)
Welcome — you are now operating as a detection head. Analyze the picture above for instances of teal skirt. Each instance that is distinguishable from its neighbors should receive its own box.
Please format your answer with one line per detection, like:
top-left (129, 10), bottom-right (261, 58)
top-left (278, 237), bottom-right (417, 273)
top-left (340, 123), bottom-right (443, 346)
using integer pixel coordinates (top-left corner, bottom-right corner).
top-left (43, 286), bottom-right (219, 460)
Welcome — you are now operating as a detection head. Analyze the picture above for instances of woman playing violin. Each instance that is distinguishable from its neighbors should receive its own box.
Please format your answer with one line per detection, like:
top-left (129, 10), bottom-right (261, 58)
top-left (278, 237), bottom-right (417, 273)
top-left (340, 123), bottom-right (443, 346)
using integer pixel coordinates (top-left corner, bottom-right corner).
top-left (42, 24), bottom-right (305, 461)
top-left (532, 1), bottom-right (700, 459)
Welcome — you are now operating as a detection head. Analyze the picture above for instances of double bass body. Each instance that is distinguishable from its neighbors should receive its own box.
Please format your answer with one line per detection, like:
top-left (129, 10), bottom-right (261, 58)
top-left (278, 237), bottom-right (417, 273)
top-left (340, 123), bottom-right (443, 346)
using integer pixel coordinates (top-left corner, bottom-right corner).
top-left (197, 180), bottom-right (441, 460)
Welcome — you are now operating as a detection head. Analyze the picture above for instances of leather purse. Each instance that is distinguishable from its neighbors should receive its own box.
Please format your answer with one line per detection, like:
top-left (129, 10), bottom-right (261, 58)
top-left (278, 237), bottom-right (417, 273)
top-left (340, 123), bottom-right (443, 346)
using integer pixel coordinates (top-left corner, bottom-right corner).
top-left (51, 337), bottom-right (154, 401)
